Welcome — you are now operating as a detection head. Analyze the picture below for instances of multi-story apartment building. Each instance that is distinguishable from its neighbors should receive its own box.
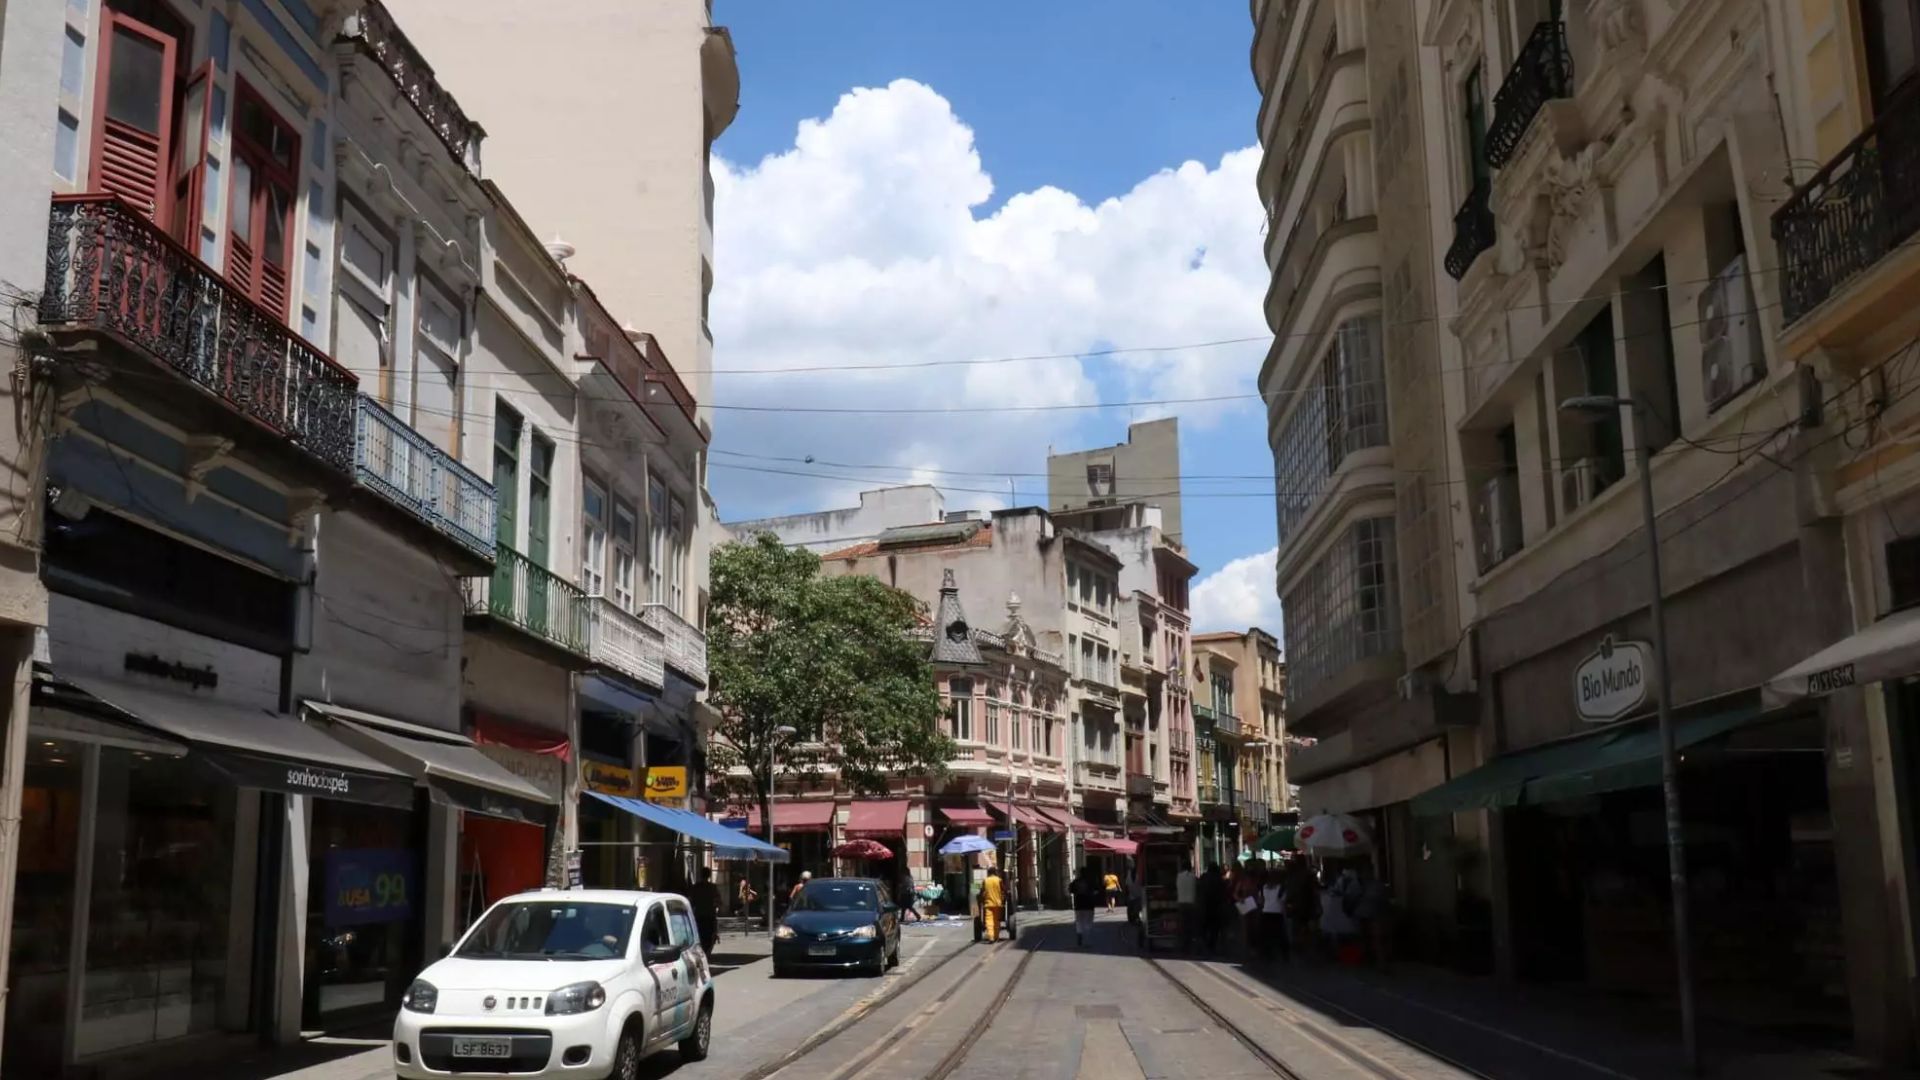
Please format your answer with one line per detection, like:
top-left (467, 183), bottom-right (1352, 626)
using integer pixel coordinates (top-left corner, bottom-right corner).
top-left (727, 485), bottom-right (951, 553)
top-left (811, 510), bottom-right (1084, 906)
top-left (1250, 0), bottom-right (1911, 1063)
top-left (1193, 628), bottom-right (1287, 840)
top-left (1190, 643), bottom-right (1249, 865)
top-left (1049, 418), bottom-right (1184, 545)
top-left (0, 2), bottom-right (724, 1071)
top-left (1250, 0), bottom-right (1477, 958)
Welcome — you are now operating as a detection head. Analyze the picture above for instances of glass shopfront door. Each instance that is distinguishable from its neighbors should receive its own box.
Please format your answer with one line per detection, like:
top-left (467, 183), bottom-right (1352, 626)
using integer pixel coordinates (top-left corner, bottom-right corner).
top-left (304, 798), bottom-right (424, 1025)
top-left (3, 738), bottom-right (85, 1073)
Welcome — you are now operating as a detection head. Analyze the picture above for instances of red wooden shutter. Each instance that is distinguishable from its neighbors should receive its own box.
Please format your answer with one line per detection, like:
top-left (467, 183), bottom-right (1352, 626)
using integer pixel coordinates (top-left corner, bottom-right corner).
top-left (167, 61), bottom-right (213, 251)
top-left (226, 82), bottom-right (298, 318)
top-left (90, 8), bottom-right (176, 221)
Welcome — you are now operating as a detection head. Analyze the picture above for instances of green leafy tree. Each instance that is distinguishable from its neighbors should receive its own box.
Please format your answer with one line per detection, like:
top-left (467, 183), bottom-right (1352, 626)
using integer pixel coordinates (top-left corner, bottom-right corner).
top-left (705, 533), bottom-right (953, 850)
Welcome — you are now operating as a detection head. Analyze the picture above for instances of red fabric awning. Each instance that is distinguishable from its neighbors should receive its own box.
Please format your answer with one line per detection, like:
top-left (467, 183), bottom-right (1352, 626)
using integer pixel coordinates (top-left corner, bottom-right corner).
top-left (1085, 837), bottom-right (1139, 856)
top-left (739, 801), bottom-right (836, 834)
top-left (469, 711), bottom-right (570, 760)
top-left (938, 805), bottom-right (994, 827)
top-left (843, 799), bottom-right (909, 838)
top-left (1039, 807), bottom-right (1099, 832)
top-left (1014, 806), bottom-right (1058, 832)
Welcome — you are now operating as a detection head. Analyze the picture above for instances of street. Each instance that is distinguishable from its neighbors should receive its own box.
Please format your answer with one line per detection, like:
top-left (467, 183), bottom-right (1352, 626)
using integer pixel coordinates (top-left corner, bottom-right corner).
top-left (145, 909), bottom-right (1875, 1080)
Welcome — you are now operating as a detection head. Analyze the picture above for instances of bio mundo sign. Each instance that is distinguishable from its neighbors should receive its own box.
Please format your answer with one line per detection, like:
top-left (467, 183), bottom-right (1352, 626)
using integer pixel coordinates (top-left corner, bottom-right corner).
top-left (1573, 635), bottom-right (1654, 723)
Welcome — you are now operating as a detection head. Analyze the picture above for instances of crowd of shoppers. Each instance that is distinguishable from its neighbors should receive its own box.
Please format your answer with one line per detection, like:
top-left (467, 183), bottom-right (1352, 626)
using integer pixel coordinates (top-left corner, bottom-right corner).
top-left (1177, 857), bottom-right (1392, 968)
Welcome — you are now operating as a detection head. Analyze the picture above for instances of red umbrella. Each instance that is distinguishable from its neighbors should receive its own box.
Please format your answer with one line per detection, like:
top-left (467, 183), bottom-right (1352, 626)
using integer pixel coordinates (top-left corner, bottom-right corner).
top-left (833, 838), bottom-right (894, 860)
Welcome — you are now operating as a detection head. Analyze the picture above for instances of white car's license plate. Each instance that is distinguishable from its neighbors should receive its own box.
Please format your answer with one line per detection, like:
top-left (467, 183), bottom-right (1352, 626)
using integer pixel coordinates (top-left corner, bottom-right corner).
top-left (451, 1037), bottom-right (512, 1058)
top-left (807, 945), bottom-right (837, 957)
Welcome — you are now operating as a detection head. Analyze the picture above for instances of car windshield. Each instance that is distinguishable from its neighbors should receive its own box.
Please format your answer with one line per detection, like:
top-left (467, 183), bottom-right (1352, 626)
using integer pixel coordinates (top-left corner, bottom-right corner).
top-left (792, 882), bottom-right (877, 912)
top-left (456, 901), bottom-right (638, 960)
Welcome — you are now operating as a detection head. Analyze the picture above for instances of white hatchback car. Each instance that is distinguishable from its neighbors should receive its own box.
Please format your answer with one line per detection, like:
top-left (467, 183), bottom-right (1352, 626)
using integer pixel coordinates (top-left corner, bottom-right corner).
top-left (393, 889), bottom-right (714, 1079)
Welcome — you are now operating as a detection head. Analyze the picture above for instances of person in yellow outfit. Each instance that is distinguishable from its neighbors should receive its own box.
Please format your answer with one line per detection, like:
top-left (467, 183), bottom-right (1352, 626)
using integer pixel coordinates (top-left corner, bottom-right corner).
top-left (1103, 870), bottom-right (1120, 910)
top-left (981, 865), bottom-right (1006, 942)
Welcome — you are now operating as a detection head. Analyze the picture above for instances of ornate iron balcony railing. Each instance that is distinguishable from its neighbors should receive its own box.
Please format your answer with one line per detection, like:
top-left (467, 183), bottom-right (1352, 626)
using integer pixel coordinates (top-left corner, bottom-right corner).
top-left (1445, 178), bottom-right (1496, 280)
top-left (642, 602), bottom-right (708, 686)
top-left (587, 595), bottom-right (666, 689)
top-left (467, 543), bottom-right (591, 656)
top-left (42, 196), bottom-right (359, 472)
top-left (1485, 20), bottom-right (1573, 169)
top-left (340, 0), bottom-right (483, 169)
top-left (1775, 81), bottom-right (1920, 323)
top-left (355, 394), bottom-right (495, 559)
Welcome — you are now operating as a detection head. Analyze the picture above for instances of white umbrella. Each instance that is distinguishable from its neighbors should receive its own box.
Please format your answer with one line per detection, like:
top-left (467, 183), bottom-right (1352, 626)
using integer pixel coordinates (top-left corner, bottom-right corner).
top-left (1295, 812), bottom-right (1371, 857)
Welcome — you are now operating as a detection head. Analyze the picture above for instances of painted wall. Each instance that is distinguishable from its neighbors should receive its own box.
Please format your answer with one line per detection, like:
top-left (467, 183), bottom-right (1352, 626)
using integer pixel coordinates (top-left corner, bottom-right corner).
top-left (728, 486), bottom-right (948, 552)
top-left (297, 509), bottom-right (463, 730)
top-left (1048, 419), bottom-right (1183, 543)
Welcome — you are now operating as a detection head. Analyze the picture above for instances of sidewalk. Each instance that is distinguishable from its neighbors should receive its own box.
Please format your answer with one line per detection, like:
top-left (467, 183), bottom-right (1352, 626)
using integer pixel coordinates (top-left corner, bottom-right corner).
top-left (1223, 956), bottom-right (1911, 1080)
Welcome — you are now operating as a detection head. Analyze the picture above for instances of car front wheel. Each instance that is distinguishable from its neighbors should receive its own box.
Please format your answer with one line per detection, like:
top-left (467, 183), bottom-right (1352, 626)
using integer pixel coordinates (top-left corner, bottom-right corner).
top-left (680, 997), bottom-right (713, 1061)
top-left (611, 1025), bottom-right (642, 1080)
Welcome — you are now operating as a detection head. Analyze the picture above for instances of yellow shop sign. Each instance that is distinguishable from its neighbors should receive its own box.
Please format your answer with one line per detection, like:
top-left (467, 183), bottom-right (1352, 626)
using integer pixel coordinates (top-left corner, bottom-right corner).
top-left (583, 760), bottom-right (637, 796)
top-left (644, 766), bottom-right (688, 803)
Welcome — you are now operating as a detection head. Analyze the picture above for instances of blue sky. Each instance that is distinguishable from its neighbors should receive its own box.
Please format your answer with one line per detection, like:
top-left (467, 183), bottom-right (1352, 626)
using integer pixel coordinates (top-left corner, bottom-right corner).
top-left (708, 2), bottom-right (1282, 634)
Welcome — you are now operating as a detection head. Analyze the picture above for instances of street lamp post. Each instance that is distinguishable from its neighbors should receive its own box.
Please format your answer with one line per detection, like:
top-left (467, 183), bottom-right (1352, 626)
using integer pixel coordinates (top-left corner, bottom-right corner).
top-left (767, 724), bottom-right (797, 940)
top-left (1561, 395), bottom-right (1697, 1071)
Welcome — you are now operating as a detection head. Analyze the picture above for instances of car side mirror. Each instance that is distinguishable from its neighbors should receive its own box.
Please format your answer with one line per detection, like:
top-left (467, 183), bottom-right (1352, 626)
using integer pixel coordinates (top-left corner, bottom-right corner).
top-left (644, 943), bottom-right (684, 965)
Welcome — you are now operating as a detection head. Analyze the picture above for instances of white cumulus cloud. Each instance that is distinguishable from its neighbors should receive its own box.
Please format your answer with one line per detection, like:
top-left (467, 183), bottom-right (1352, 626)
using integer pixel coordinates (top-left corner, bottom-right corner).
top-left (1190, 547), bottom-right (1281, 639)
top-left (710, 79), bottom-right (1268, 522)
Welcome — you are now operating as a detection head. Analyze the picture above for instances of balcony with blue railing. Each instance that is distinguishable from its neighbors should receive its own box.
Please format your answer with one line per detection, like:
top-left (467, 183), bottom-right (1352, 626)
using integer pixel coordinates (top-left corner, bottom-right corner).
top-left (354, 394), bottom-right (495, 567)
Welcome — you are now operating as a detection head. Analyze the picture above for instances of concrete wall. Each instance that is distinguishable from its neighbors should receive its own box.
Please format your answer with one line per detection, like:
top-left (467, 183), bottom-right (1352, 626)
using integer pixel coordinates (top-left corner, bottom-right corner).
top-left (0, 0), bottom-right (59, 631)
top-left (1048, 419), bottom-right (1183, 543)
top-left (387, 0), bottom-right (721, 426)
top-left (728, 486), bottom-right (947, 552)
top-left (297, 509), bottom-right (464, 731)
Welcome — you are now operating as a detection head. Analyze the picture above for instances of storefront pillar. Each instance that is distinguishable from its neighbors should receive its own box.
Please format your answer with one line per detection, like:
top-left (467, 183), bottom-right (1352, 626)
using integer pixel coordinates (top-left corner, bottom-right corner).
top-left (1483, 807), bottom-right (1518, 983)
top-left (273, 793), bottom-right (313, 1046)
top-left (424, 801), bottom-right (460, 954)
top-left (221, 792), bottom-right (263, 1031)
top-left (1826, 687), bottom-right (1913, 1063)
top-left (0, 625), bottom-right (35, 1055)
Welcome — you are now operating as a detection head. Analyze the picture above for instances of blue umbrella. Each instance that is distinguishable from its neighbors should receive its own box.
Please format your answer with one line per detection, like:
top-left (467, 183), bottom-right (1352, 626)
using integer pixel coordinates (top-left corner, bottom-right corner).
top-left (938, 835), bottom-right (996, 856)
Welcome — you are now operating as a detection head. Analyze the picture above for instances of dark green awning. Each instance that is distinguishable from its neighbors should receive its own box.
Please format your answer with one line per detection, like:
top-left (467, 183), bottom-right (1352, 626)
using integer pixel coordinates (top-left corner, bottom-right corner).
top-left (1412, 706), bottom-right (1760, 817)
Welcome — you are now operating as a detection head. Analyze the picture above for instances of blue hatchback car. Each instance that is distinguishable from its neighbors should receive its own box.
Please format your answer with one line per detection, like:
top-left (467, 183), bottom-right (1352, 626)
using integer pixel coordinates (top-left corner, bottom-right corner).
top-left (771, 878), bottom-right (901, 977)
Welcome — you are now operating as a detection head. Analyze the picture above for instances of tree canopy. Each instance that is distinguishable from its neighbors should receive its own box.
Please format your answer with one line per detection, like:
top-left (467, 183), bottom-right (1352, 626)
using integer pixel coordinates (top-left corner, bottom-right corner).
top-left (706, 533), bottom-right (954, 810)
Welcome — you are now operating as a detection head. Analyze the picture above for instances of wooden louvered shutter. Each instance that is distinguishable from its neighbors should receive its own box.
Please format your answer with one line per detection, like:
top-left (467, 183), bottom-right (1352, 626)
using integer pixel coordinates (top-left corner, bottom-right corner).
top-left (167, 62), bottom-right (213, 251)
top-left (227, 82), bottom-right (298, 318)
top-left (90, 9), bottom-right (177, 222)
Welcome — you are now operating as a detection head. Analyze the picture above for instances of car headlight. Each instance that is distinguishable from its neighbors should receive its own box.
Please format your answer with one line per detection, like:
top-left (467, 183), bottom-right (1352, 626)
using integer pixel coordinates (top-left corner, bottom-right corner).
top-left (850, 924), bottom-right (877, 940)
top-left (545, 981), bottom-right (607, 1016)
top-left (774, 924), bottom-right (796, 939)
top-left (401, 980), bottom-right (438, 1014)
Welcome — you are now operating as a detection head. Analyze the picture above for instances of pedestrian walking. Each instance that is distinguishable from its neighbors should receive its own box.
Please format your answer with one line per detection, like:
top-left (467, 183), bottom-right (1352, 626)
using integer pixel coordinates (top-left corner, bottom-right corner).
top-left (896, 872), bottom-right (920, 923)
top-left (1198, 863), bottom-right (1227, 953)
top-left (1175, 861), bottom-right (1200, 951)
top-left (737, 876), bottom-right (758, 919)
top-left (1356, 868), bottom-right (1392, 969)
top-left (1259, 871), bottom-right (1289, 964)
top-left (1234, 866), bottom-right (1263, 960)
top-left (1103, 869), bottom-right (1120, 911)
top-left (1069, 864), bottom-right (1103, 948)
top-left (981, 865), bottom-right (1007, 942)
top-left (688, 869), bottom-right (721, 955)
top-left (1282, 858), bottom-right (1318, 958)
top-left (789, 870), bottom-right (812, 906)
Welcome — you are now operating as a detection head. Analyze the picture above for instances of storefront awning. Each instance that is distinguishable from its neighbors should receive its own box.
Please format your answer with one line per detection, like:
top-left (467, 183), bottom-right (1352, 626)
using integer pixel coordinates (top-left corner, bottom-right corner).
top-left (57, 674), bottom-right (416, 808)
top-left (1764, 606), bottom-right (1920, 707)
top-left (594, 792), bottom-right (788, 862)
top-left (843, 799), bottom-right (909, 838)
top-left (737, 800), bottom-right (836, 834)
top-left (1125, 807), bottom-right (1184, 836)
top-left (305, 701), bottom-right (556, 824)
top-left (1085, 837), bottom-right (1139, 856)
top-left (938, 805), bottom-right (994, 827)
top-left (1411, 705), bottom-right (1762, 817)
top-left (1040, 807), bottom-right (1100, 833)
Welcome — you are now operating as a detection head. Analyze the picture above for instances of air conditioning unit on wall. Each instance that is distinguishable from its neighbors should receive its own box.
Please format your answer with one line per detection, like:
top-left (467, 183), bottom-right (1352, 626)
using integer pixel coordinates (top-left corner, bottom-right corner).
top-left (1561, 458), bottom-right (1601, 511)
top-left (1474, 474), bottom-right (1521, 571)
top-left (1700, 252), bottom-right (1766, 411)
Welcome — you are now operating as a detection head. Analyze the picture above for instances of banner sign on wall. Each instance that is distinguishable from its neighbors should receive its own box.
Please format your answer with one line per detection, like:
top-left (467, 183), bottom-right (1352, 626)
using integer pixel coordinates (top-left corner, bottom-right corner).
top-left (584, 759), bottom-right (638, 796)
top-left (323, 848), bottom-right (416, 928)
top-left (644, 766), bottom-right (688, 803)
